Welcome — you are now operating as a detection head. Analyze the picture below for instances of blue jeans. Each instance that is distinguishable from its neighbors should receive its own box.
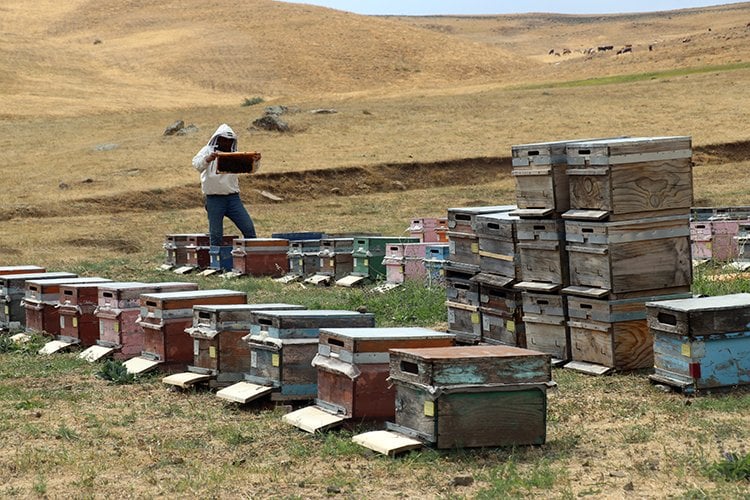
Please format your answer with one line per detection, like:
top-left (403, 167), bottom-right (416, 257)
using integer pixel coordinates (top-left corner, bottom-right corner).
top-left (205, 193), bottom-right (256, 246)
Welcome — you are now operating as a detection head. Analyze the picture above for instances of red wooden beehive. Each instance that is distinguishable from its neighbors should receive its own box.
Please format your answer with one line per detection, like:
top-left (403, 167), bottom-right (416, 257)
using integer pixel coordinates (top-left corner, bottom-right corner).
top-left (231, 238), bottom-right (289, 277)
top-left (23, 277), bottom-right (111, 335)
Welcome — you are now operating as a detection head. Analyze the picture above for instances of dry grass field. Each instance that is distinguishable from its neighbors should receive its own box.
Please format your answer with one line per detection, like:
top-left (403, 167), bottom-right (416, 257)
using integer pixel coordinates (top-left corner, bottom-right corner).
top-left (1, 1), bottom-right (750, 498)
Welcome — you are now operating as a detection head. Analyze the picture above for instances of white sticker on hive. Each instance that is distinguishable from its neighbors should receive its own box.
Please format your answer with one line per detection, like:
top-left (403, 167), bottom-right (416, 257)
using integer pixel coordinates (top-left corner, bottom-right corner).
top-left (272, 353), bottom-right (280, 367)
top-left (72, 317), bottom-right (78, 328)
top-left (194, 339), bottom-right (200, 356)
top-left (60, 316), bottom-right (65, 329)
top-left (4, 305), bottom-right (8, 315)
top-left (447, 309), bottom-right (455, 323)
top-left (251, 351), bottom-right (257, 368)
top-left (209, 346), bottom-right (217, 359)
top-left (423, 401), bottom-right (434, 417)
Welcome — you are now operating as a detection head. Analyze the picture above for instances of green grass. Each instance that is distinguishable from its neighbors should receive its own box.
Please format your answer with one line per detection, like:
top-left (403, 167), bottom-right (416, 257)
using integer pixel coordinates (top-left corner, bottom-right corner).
top-left (705, 452), bottom-right (750, 482)
top-left (514, 61), bottom-right (750, 90)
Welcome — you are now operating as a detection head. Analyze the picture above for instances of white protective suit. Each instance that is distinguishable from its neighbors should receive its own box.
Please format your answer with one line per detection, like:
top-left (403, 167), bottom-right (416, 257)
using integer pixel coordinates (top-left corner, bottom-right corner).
top-left (191, 123), bottom-right (241, 195)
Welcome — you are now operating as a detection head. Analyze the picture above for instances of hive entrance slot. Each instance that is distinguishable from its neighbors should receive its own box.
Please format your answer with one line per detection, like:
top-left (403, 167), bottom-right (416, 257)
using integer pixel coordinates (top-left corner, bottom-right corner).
top-left (400, 361), bottom-right (419, 375)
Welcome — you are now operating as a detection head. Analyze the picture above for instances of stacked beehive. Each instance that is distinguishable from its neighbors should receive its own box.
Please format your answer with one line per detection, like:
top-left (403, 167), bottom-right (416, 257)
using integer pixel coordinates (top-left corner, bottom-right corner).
top-left (561, 136), bottom-right (694, 372)
top-left (384, 218), bottom-right (450, 285)
top-left (445, 205), bottom-right (516, 344)
top-left (304, 237), bottom-right (354, 285)
top-left (473, 211), bottom-right (524, 347)
top-left (336, 236), bottom-right (419, 287)
top-left (511, 139), bottom-right (580, 362)
top-left (690, 206), bottom-right (750, 262)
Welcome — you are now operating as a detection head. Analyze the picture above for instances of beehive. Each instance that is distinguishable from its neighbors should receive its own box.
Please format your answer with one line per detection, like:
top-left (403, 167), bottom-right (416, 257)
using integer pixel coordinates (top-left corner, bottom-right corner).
top-left (0, 271), bottom-right (76, 330)
top-left (231, 238), bottom-right (289, 277)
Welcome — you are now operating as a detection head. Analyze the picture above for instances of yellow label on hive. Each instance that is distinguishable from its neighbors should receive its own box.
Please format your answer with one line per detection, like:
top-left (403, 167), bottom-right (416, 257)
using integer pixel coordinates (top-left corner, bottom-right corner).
top-left (72, 317), bottom-right (78, 328)
top-left (364, 258), bottom-right (369, 266)
top-left (423, 401), bottom-right (435, 417)
top-left (5, 305), bottom-right (9, 315)
top-left (114, 322), bottom-right (120, 333)
top-left (209, 346), bottom-right (217, 358)
top-left (507, 320), bottom-right (515, 333)
top-left (329, 259), bottom-right (334, 267)
top-left (471, 312), bottom-right (480, 324)
top-left (681, 343), bottom-right (691, 357)
top-left (471, 243), bottom-right (479, 253)
top-left (272, 353), bottom-right (280, 367)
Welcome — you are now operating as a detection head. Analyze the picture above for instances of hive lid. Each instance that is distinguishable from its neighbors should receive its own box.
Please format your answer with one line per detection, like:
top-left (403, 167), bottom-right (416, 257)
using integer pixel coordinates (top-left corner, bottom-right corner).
top-left (319, 327), bottom-right (452, 341)
top-left (38, 339), bottom-right (76, 355)
top-left (162, 372), bottom-right (213, 388)
top-left (282, 405), bottom-right (346, 434)
top-left (645, 293), bottom-right (750, 312)
top-left (123, 357), bottom-right (161, 375)
top-left (390, 344), bottom-right (547, 361)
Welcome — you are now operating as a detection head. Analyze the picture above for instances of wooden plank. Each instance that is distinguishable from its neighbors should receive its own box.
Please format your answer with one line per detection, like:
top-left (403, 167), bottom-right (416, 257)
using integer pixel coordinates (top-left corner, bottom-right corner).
top-left (215, 381), bottom-right (273, 404)
top-left (79, 344), bottom-right (116, 362)
top-left (352, 430), bottom-right (423, 456)
top-left (162, 372), bottom-right (213, 388)
top-left (335, 275), bottom-right (367, 287)
top-left (514, 281), bottom-right (561, 293)
top-left (282, 405), bottom-right (347, 433)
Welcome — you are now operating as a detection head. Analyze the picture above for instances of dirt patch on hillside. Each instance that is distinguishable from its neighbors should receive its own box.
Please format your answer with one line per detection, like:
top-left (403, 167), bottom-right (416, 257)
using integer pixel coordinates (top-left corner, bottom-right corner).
top-left (5, 140), bottom-right (750, 219)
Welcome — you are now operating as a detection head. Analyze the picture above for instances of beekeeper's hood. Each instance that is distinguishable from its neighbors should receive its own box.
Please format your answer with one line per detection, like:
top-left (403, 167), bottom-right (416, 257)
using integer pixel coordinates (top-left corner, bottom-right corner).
top-left (207, 123), bottom-right (238, 151)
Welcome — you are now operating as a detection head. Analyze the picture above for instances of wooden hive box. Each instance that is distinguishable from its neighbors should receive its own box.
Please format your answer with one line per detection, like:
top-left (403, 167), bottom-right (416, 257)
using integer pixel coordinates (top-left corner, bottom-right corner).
top-left (475, 211), bottom-right (520, 280)
top-left (512, 139), bottom-right (574, 217)
top-left (0, 265), bottom-right (45, 275)
top-left (226, 310), bottom-right (376, 402)
top-left (566, 291), bottom-right (692, 373)
top-left (283, 327), bottom-right (455, 433)
top-left (163, 233), bottom-right (208, 267)
top-left (272, 231), bottom-right (326, 242)
top-left (646, 294), bottom-right (750, 392)
top-left (383, 243), bottom-right (405, 284)
top-left (180, 303), bottom-right (307, 386)
top-left (564, 215), bottom-right (692, 297)
top-left (473, 274), bottom-right (525, 347)
top-left (515, 218), bottom-right (568, 288)
top-left (315, 238), bottom-right (354, 280)
top-left (445, 265), bottom-right (481, 344)
top-left (447, 205), bottom-right (517, 235)
top-left (424, 244), bottom-right (450, 285)
top-left (24, 277), bottom-right (110, 336)
top-left (350, 237), bottom-right (419, 281)
top-left (386, 345), bottom-right (552, 449)
top-left (564, 136), bottom-right (693, 221)
top-left (522, 291), bottom-right (570, 362)
top-left (231, 238), bottom-right (289, 277)
top-left (89, 282), bottom-right (200, 361)
top-left (709, 219), bottom-right (740, 262)
top-left (408, 217), bottom-right (448, 243)
top-left (287, 239), bottom-right (322, 277)
top-left (402, 242), bottom-right (431, 281)
top-left (0, 271), bottom-right (76, 330)
top-left (185, 235), bottom-right (236, 269)
top-left (690, 221), bottom-right (713, 260)
top-left (59, 282), bottom-right (113, 348)
top-left (129, 289), bottom-right (247, 373)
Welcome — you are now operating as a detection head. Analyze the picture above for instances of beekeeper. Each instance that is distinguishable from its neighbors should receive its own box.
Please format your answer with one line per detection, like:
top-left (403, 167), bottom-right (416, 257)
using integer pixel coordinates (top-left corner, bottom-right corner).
top-left (192, 124), bottom-right (258, 246)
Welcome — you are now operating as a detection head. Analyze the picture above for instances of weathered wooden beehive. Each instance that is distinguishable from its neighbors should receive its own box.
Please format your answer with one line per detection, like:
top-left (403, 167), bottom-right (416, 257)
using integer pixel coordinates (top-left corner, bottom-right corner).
top-left (403, 242), bottom-right (432, 281)
top-left (231, 238), bottom-right (289, 277)
top-left (408, 217), bottom-right (448, 243)
top-left (185, 234), bottom-right (236, 270)
top-left (565, 291), bottom-right (692, 373)
top-left (563, 215), bottom-right (692, 297)
top-left (84, 281), bottom-right (200, 362)
top-left (215, 309), bottom-right (375, 403)
top-left (511, 139), bottom-right (576, 217)
top-left (522, 291), bottom-right (569, 362)
top-left (424, 244), bottom-right (450, 286)
top-left (161, 303), bottom-right (307, 389)
top-left (475, 211), bottom-right (520, 280)
top-left (0, 271), bottom-right (76, 330)
top-left (690, 221), bottom-right (713, 260)
top-left (24, 277), bottom-right (111, 336)
top-left (383, 243), bottom-right (406, 284)
top-left (287, 239), bottom-right (322, 278)
top-left (353, 345), bottom-right (552, 454)
top-left (447, 206), bottom-right (517, 270)
top-left (282, 327), bottom-right (455, 433)
top-left (58, 282), bottom-right (115, 348)
top-left (515, 218), bottom-right (568, 289)
top-left (126, 289), bottom-right (247, 373)
top-left (305, 238), bottom-right (354, 285)
top-left (473, 273), bottom-right (525, 347)
top-left (646, 294), bottom-right (750, 392)
top-left (564, 136), bottom-right (693, 221)
top-left (445, 264), bottom-right (482, 344)
top-left (709, 219), bottom-right (741, 262)
top-left (337, 237), bottom-right (419, 286)
top-left (163, 233), bottom-right (208, 267)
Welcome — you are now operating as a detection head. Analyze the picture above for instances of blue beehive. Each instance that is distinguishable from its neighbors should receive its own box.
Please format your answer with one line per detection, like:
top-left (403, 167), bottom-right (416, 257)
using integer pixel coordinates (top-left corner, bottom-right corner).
top-left (209, 245), bottom-right (233, 271)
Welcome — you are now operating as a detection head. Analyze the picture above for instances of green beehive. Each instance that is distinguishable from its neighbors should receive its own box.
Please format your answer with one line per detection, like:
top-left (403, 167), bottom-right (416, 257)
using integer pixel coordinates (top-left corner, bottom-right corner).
top-left (351, 237), bottom-right (420, 279)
